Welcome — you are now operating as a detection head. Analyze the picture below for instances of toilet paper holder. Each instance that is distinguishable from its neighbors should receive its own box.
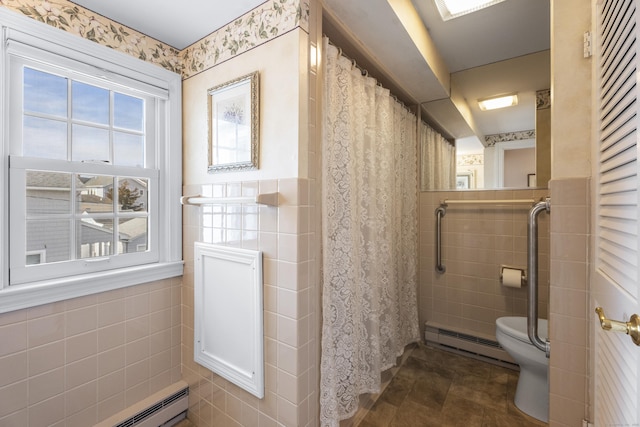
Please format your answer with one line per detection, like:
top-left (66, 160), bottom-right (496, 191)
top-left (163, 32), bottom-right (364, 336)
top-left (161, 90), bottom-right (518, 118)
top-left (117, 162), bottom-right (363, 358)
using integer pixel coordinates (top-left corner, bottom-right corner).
top-left (500, 265), bottom-right (527, 287)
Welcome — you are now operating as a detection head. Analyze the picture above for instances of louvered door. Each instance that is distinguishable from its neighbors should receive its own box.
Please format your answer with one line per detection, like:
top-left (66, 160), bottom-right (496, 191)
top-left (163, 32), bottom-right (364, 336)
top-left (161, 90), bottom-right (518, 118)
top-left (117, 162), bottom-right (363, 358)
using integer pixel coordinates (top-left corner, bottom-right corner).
top-left (593, 0), bottom-right (640, 424)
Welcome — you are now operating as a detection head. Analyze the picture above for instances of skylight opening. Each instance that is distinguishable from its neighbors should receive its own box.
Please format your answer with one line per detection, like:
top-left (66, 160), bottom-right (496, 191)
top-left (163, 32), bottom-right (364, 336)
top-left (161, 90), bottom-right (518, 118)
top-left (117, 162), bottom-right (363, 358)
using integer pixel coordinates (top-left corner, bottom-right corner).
top-left (435, 0), bottom-right (507, 21)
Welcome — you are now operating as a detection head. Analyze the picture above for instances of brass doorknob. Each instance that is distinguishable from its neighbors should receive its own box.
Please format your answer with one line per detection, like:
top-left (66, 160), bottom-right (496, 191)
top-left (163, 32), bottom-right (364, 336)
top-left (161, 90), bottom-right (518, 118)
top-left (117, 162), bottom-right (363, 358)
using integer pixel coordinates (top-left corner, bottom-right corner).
top-left (595, 307), bottom-right (640, 346)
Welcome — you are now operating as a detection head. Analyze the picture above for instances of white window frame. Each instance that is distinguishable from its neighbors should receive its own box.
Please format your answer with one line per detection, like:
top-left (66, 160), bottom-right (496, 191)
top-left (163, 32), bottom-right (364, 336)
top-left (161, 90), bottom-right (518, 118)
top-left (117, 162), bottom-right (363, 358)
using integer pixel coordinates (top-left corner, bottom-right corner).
top-left (0, 10), bottom-right (183, 313)
top-left (26, 249), bottom-right (46, 265)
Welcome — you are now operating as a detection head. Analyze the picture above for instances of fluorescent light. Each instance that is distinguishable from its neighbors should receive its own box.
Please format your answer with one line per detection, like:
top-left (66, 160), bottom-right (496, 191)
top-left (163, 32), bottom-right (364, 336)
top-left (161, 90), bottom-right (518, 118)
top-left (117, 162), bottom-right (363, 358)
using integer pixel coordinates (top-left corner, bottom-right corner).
top-left (435, 0), bottom-right (507, 21)
top-left (310, 45), bottom-right (318, 69)
top-left (477, 94), bottom-right (518, 111)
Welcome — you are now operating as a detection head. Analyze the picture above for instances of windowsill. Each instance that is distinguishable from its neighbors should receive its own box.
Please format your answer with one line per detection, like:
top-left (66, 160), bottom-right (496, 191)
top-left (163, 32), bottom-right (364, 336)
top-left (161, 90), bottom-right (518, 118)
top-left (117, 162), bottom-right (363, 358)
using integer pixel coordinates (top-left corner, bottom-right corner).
top-left (0, 261), bottom-right (184, 314)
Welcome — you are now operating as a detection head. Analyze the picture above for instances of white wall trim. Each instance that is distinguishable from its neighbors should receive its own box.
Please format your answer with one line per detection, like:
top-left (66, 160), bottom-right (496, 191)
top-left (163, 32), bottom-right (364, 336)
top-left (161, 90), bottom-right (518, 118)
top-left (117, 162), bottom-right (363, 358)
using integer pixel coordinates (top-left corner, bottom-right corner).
top-left (0, 261), bottom-right (183, 314)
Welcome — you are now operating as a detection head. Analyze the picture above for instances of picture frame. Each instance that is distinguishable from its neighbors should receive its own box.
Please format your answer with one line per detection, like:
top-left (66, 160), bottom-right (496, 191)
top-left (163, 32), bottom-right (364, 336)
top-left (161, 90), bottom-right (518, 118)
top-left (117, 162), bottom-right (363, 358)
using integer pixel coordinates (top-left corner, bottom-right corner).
top-left (456, 173), bottom-right (471, 190)
top-left (208, 71), bottom-right (259, 173)
top-left (527, 173), bottom-right (536, 187)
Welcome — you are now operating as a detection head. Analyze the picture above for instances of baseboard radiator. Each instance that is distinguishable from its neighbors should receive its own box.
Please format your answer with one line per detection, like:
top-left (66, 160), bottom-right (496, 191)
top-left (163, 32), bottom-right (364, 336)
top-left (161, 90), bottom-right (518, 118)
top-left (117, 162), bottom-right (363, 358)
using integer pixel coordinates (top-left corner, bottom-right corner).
top-left (95, 381), bottom-right (189, 427)
top-left (424, 322), bottom-right (517, 367)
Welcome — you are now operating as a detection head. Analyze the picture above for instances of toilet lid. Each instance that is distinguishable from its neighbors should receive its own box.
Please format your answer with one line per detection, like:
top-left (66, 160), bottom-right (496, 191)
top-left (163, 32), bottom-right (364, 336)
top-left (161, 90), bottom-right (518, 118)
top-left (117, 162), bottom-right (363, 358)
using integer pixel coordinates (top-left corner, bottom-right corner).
top-left (496, 316), bottom-right (548, 343)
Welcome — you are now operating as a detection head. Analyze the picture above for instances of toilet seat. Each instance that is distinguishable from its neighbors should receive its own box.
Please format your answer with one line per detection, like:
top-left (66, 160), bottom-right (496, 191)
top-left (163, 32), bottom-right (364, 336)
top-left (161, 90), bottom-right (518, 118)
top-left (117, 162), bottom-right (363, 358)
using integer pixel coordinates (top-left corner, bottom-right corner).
top-left (496, 316), bottom-right (547, 344)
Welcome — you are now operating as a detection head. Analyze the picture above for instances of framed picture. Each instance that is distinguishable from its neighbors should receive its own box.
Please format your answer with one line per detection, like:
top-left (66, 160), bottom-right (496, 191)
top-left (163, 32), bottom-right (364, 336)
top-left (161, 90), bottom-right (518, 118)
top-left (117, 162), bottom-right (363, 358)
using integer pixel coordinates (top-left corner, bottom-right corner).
top-left (456, 173), bottom-right (471, 190)
top-left (208, 71), bottom-right (259, 173)
top-left (527, 173), bottom-right (536, 187)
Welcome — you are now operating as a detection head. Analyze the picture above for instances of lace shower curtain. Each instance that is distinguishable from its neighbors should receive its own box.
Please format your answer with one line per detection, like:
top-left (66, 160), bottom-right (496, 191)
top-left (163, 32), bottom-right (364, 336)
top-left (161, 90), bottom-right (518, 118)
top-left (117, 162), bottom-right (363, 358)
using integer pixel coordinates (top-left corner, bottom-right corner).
top-left (320, 38), bottom-right (420, 427)
top-left (420, 122), bottom-right (456, 190)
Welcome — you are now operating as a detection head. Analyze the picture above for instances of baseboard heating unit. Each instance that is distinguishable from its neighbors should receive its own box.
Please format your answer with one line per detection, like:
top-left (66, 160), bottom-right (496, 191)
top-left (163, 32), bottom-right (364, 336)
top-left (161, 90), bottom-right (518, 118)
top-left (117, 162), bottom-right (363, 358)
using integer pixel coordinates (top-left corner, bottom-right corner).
top-left (424, 322), bottom-right (517, 368)
top-left (95, 381), bottom-right (189, 427)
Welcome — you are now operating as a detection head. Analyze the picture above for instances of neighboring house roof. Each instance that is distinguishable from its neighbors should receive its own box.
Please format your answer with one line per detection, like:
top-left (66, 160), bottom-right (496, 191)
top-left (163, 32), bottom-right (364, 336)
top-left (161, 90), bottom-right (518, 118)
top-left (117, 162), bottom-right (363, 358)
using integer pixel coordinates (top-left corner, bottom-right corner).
top-left (80, 175), bottom-right (113, 187)
top-left (117, 217), bottom-right (148, 240)
top-left (26, 171), bottom-right (71, 189)
top-left (80, 201), bottom-right (114, 213)
top-left (79, 216), bottom-right (146, 241)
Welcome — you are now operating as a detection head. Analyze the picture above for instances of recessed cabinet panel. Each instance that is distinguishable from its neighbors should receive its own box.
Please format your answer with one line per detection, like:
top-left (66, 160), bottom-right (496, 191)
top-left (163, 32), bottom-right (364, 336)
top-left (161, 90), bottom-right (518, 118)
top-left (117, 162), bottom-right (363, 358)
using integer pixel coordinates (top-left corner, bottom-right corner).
top-left (194, 243), bottom-right (264, 398)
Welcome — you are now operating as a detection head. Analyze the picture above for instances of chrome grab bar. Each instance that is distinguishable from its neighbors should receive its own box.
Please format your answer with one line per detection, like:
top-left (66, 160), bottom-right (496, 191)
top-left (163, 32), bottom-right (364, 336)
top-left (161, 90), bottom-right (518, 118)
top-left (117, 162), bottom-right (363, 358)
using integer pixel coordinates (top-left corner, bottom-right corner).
top-left (435, 206), bottom-right (446, 274)
top-left (527, 197), bottom-right (551, 357)
top-left (441, 198), bottom-right (535, 206)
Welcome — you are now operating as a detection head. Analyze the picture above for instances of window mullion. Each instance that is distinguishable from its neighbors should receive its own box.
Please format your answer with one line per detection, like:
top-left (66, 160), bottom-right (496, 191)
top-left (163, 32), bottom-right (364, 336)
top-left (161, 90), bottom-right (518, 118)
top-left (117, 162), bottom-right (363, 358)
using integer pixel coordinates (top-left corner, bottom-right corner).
top-left (70, 172), bottom-right (78, 261)
top-left (110, 91), bottom-right (115, 165)
top-left (67, 77), bottom-right (72, 162)
top-left (68, 79), bottom-right (77, 262)
top-left (109, 92), bottom-right (116, 257)
top-left (113, 176), bottom-right (118, 257)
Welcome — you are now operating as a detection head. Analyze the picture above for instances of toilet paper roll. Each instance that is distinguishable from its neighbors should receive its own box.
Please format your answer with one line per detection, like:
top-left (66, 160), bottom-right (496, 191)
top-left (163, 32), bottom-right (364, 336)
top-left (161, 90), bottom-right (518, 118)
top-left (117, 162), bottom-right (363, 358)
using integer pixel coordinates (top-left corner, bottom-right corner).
top-left (502, 267), bottom-right (523, 288)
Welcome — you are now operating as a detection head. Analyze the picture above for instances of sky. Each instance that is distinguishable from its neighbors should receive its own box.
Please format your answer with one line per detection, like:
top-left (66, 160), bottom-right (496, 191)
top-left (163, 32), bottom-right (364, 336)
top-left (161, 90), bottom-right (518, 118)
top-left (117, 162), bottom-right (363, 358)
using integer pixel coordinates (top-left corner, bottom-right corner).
top-left (22, 67), bottom-right (146, 168)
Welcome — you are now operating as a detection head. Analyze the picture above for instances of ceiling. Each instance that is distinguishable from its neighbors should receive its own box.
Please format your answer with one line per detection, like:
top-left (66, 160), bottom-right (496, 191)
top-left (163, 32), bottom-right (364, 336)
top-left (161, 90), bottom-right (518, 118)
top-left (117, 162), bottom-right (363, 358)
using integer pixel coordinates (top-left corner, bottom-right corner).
top-left (321, 0), bottom-right (550, 145)
top-left (71, 0), bottom-right (550, 145)
top-left (70, 0), bottom-right (266, 50)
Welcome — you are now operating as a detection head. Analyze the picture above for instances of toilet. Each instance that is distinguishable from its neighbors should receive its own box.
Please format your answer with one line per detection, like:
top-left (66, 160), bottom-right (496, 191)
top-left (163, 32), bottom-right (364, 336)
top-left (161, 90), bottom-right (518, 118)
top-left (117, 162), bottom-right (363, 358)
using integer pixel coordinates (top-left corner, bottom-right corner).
top-left (496, 316), bottom-right (549, 423)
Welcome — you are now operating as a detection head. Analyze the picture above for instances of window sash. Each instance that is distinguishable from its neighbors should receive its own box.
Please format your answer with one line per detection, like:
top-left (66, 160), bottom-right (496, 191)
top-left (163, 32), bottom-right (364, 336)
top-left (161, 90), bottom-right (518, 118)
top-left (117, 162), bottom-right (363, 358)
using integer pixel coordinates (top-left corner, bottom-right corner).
top-left (9, 157), bottom-right (159, 285)
top-left (9, 54), bottom-right (158, 168)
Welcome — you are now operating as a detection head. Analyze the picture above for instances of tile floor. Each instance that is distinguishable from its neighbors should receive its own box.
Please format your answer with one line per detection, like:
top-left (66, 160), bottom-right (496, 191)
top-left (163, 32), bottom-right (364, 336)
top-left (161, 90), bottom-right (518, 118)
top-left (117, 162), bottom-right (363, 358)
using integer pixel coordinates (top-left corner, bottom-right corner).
top-left (177, 344), bottom-right (547, 427)
top-left (352, 344), bottom-right (548, 427)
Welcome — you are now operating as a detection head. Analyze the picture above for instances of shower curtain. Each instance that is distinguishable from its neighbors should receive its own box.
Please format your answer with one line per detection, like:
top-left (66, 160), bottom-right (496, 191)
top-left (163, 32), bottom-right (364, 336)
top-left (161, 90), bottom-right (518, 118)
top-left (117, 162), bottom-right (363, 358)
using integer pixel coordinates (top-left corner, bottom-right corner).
top-left (320, 38), bottom-right (420, 427)
top-left (420, 122), bottom-right (456, 190)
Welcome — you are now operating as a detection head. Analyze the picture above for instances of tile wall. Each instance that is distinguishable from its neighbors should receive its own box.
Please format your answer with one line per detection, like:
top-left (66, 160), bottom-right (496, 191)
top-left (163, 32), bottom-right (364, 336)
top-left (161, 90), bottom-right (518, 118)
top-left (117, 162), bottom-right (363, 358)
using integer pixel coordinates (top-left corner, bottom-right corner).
top-left (418, 189), bottom-right (550, 340)
top-left (0, 278), bottom-right (182, 426)
top-left (548, 178), bottom-right (590, 426)
top-left (181, 179), bottom-right (317, 427)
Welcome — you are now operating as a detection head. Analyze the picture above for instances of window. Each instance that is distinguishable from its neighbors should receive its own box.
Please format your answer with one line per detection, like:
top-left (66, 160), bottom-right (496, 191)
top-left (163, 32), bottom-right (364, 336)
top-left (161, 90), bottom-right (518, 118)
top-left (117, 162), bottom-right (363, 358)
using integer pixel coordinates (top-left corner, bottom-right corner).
top-left (10, 64), bottom-right (158, 285)
top-left (0, 10), bottom-right (183, 312)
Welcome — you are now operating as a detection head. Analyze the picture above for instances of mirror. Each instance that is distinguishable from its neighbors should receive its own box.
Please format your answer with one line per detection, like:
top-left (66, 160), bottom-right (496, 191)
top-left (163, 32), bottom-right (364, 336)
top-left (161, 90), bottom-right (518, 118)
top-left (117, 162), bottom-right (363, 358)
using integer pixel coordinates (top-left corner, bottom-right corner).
top-left (421, 50), bottom-right (550, 190)
top-left (320, 0), bottom-right (550, 190)
top-left (208, 71), bottom-right (259, 173)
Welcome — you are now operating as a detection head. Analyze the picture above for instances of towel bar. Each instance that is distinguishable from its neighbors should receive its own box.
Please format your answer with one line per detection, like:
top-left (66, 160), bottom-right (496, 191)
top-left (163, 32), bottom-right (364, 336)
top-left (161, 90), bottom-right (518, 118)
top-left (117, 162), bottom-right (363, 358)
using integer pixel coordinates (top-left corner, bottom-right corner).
top-left (181, 192), bottom-right (279, 207)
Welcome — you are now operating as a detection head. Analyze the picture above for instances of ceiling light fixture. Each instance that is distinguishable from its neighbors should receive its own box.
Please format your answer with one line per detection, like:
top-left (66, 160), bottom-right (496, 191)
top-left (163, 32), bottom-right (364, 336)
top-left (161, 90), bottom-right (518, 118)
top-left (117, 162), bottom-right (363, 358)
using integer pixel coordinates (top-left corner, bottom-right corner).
top-left (435, 0), bottom-right (507, 21)
top-left (477, 93), bottom-right (518, 111)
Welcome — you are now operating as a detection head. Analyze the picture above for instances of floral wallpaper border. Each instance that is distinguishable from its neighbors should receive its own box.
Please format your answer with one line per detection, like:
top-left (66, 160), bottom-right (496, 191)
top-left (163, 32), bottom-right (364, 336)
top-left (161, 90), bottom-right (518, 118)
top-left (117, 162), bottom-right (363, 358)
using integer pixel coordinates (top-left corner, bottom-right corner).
top-left (485, 129), bottom-right (536, 146)
top-left (0, 0), bottom-right (310, 78)
top-left (536, 88), bottom-right (551, 109)
top-left (0, 0), bottom-right (182, 73)
top-left (457, 154), bottom-right (484, 166)
top-left (182, 0), bottom-right (310, 79)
